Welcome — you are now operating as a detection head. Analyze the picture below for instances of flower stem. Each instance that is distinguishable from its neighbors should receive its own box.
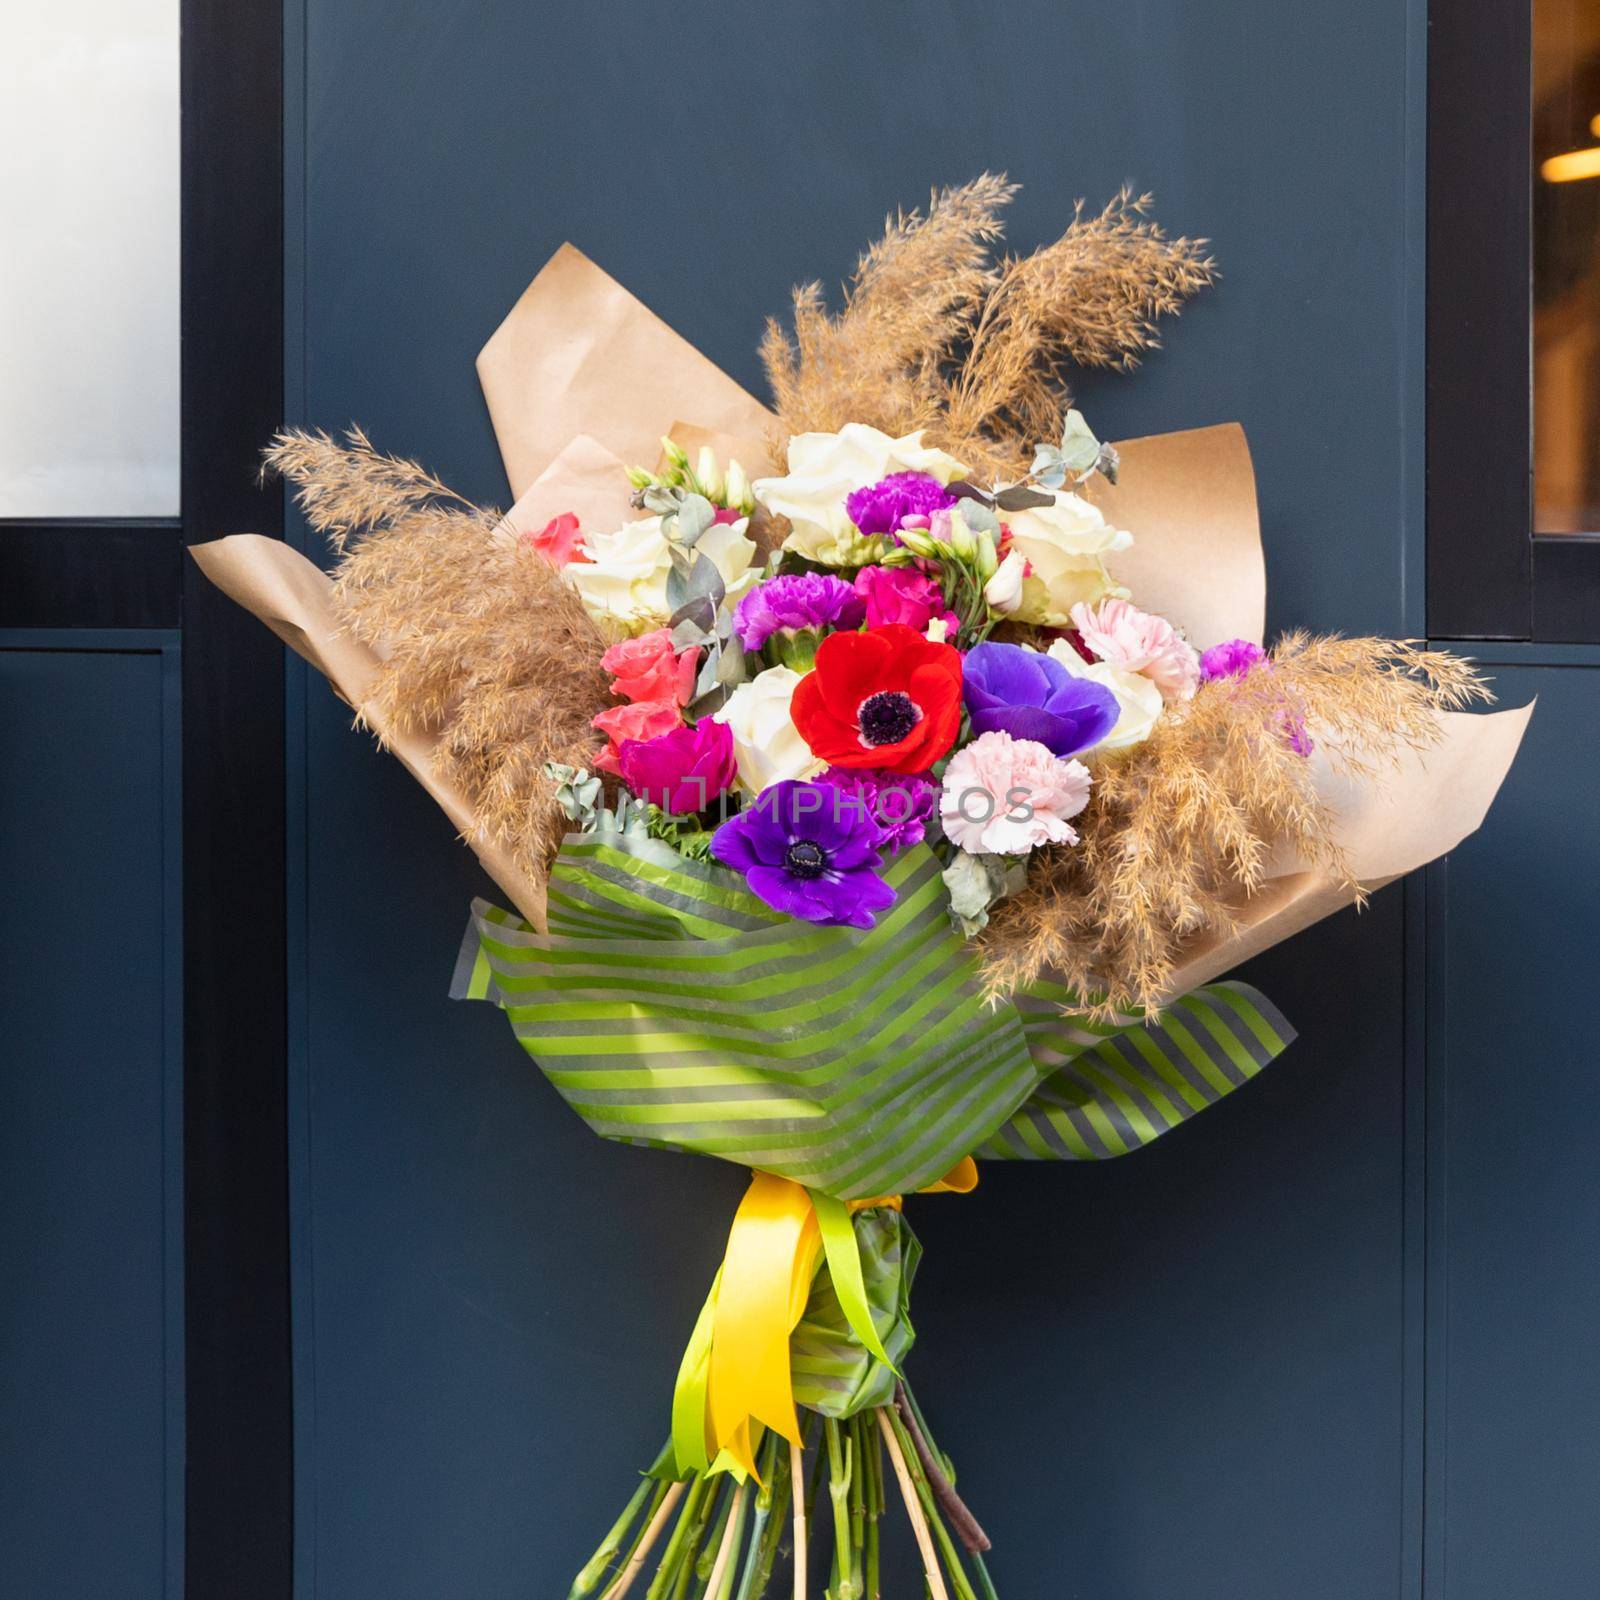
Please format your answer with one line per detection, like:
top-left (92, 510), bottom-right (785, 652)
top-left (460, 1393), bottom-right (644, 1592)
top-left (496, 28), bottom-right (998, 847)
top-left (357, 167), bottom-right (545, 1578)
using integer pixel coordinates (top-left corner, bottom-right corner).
top-left (790, 1440), bottom-right (807, 1600)
top-left (672, 1477), bottom-right (721, 1600)
top-left (823, 1417), bottom-right (858, 1600)
top-left (571, 1475), bottom-right (661, 1600)
top-left (874, 1408), bottom-right (949, 1600)
top-left (693, 1484), bottom-right (736, 1596)
top-left (645, 1476), bottom-right (708, 1600)
top-left (741, 1432), bottom-right (790, 1600)
top-left (882, 1407), bottom-right (978, 1600)
top-left (603, 1481), bottom-right (686, 1600)
top-left (894, 1382), bottom-right (990, 1554)
top-left (704, 1481), bottom-right (749, 1600)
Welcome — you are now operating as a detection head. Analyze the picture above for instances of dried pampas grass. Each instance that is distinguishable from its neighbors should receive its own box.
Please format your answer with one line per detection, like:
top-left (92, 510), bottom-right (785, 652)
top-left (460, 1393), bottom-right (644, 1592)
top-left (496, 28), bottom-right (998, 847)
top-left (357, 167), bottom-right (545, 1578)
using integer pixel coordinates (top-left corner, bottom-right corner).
top-left (761, 178), bottom-right (1214, 480)
top-left (266, 427), bottom-right (611, 896)
top-left (979, 637), bottom-right (1491, 1018)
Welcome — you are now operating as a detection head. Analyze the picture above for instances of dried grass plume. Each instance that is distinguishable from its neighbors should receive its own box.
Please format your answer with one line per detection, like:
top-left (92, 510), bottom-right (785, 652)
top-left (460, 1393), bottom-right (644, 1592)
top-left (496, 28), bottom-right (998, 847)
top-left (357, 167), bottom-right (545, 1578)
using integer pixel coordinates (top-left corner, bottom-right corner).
top-left (266, 427), bottom-right (611, 897)
top-left (761, 178), bottom-right (1215, 479)
top-left (980, 636), bottom-right (1491, 1018)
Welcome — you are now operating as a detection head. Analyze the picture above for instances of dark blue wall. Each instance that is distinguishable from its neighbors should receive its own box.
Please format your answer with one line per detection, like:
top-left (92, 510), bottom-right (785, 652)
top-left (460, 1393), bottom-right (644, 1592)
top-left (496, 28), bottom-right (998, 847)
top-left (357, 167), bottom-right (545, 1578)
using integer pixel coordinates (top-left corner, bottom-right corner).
top-left (0, 640), bottom-right (182, 1599)
top-left (284, 3), bottom-right (1580, 1598)
top-left (1426, 653), bottom-right (1600, 1598)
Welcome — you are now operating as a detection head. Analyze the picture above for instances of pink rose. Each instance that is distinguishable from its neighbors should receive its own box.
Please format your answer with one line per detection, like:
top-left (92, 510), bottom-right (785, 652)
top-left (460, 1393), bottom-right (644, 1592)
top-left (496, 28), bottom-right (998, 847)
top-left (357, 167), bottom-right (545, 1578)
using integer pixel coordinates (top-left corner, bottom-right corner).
top-left (617, 719), bottom-right (737, 814)
top-left (939, 730), bottom-right (1092, 855)
top-left (601, 628), bottom-right (700, 707)
top-left (591, 698), bottom-right (682, 774)
top-left (526, 511), bottom-right (588, 567)
top-left (853, 565), bottom-right (959, 636)
top-left (1070, 598), bottom-right (1201, 704)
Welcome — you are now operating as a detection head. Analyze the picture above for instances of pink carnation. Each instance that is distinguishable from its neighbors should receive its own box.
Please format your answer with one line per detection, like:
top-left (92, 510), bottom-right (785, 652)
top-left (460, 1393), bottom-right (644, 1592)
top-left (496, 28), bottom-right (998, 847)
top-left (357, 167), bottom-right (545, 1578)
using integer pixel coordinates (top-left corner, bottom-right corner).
top-left (854, 565), bottom-right (959, 636)
top-left (592, 698), bottom-right (682, 774)
top-left (617, 719), bottom-right (737, 814)
top-left (601, 628), bottom-right (699, 707)
top-left (1070, 598), bottom-right (1201, 703)
top-left (525, 511), bottom-right (588, 567)
top-left (939, 730), bottom-right (1092, 856)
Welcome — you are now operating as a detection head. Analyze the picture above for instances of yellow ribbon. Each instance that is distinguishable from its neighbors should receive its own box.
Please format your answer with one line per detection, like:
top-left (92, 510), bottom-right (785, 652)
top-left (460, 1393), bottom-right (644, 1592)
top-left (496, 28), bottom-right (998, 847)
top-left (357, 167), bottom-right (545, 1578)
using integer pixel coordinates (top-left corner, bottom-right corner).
top-left (673, 1160), bottom-right (978, 1481)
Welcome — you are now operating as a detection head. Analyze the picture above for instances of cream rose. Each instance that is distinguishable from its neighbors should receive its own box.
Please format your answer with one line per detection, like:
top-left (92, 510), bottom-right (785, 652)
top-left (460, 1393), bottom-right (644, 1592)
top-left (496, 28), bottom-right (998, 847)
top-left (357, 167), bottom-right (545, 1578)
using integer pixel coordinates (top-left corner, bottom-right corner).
top-left (713, 665), bottom-right (824, 796)
top-left (1046, 640), bottom-right (1163, 752)
top-left (753, 424), bottom-right (968, 564)
top-left (567, 515), bottom-right (761, 638)
top-left (1005, 493), bottom-right (1132, 626)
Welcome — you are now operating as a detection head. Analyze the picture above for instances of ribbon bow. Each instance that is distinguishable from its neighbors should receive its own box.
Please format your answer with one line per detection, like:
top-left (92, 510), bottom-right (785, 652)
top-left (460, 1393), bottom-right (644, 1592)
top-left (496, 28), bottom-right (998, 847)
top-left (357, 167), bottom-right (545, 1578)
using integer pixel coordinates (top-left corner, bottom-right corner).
top-left (670, 1162), bottom-right (976, 1480)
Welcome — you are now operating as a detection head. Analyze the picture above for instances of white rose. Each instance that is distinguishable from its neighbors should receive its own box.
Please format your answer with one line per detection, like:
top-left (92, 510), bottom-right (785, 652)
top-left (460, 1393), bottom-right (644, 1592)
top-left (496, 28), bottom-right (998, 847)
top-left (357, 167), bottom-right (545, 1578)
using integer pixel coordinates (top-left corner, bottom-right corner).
top-left (566, 516), bottom-right (674, 637)
top-left (567, 514), bottom-right (761, 638)
top-left (1046, 640), bottom-right (1163, 752)
top-left (1006, 493), bottom-right (1133, 626)
top-left (983, 548), bottom-right (1028, 615)
top-left (693, 517), bottom-right (762, 608)
top-left (713, 666), bottom-right (824, 795)
top-left (753, 424), bottom-right (968, 564)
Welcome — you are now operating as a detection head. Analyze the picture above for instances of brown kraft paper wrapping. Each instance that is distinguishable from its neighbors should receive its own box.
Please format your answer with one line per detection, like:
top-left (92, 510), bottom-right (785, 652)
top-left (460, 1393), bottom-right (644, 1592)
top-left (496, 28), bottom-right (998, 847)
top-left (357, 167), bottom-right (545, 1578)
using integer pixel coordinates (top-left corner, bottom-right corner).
top-left (190, 242), bottom-right (1531, 991)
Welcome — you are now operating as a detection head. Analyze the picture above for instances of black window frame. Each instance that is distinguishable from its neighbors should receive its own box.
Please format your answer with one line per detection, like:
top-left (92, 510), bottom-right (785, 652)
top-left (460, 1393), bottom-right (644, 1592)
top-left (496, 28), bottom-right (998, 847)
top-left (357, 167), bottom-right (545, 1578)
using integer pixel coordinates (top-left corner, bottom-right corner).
top-left (1428, 0), bottom-right (1600, 642)
top-left (0, 4), bottom-right (293, 1596)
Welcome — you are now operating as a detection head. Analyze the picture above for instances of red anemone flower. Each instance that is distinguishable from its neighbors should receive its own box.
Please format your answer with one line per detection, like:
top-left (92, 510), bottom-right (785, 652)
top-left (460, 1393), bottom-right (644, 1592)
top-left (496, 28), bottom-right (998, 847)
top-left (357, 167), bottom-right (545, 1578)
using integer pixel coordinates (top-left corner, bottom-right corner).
top-left (791, 623), bottom-right (963, 774)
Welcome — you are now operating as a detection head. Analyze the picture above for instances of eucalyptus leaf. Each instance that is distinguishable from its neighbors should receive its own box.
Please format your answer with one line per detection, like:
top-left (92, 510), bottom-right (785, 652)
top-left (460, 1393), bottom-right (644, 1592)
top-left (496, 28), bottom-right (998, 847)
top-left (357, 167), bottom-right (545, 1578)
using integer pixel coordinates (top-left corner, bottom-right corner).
top-left (687, 682), bottom-right (731, 718)
top-left (670, 615), bottom-right (713, 651)
top-left (941, 850), bottom-right (1029, 937)
top-left (544, 761), bottom-right (604, 829)
top-left (666, 552), bottom-right (725, 614)
top-left (958, 499), bottom-right (1002, 535)
top-left (715, 634), bottom-right (748, 688)
top-left (669, 593), bottom-right (719, 636)
top-left (991, 485), bottom-right (1055, 513)
top-left (1029, 444), bottom-right (1067, 489)
top-left (948, 479), bottom-right (995, 506)
top-left (1057, 409), bottom-right (1103, 476)
top-left (673, 492), bottom-right (715, 548)
top-left (640, 484), bottom-right (683, 516)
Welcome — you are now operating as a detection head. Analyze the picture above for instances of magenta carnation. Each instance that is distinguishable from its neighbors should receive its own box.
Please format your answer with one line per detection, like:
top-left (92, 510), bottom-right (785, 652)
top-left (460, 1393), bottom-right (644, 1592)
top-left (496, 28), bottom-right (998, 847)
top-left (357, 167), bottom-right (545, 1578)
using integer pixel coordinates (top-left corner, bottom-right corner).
top-left (617, 719), bottom-right (736, 814)
top-left (853, 566), bottom-right (959, 636)
top-left (733, 573), bottom-right (865, 651)
top-left (845, 471), bottom-right (958, 538)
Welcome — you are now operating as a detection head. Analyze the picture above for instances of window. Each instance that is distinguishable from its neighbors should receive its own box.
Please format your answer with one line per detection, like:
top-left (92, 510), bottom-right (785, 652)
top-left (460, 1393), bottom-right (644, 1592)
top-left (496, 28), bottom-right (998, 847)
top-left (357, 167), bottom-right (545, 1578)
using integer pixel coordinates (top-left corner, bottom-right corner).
top-left (0, 0), bottom-right (180, 517)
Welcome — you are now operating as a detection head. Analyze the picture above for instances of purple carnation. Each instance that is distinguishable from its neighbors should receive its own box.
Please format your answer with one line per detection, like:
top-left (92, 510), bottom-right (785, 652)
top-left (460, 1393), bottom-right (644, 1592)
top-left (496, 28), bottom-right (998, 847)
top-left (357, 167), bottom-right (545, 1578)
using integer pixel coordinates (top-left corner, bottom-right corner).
top-left (845, 471), bottom-right (958, 539)
top-left (733, 574), bottom-right (865, 651)
top-left (1200, 638), bottom-right (1268, 682)
top-left (711, 779), bottom-right (895, 928)
top-left (962, 641), bottom-right (1120, 758)
top-left (816, 767), bottom-right (936, 853)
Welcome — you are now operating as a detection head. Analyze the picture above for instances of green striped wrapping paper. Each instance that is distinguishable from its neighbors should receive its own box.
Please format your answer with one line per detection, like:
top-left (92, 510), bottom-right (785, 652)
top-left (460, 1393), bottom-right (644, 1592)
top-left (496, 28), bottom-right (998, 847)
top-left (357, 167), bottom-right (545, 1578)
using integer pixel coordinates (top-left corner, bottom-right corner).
top-left (790, 1206), bottom-right (919, 1418)
top-left (451, 830), bottom-right (1296, 1200)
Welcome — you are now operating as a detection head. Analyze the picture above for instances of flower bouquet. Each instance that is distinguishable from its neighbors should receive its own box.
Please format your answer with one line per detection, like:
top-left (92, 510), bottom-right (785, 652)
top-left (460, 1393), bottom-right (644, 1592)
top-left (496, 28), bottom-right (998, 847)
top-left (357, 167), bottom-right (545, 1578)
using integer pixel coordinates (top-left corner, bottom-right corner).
top-left (194, 177), bottom-right (1528, 1599)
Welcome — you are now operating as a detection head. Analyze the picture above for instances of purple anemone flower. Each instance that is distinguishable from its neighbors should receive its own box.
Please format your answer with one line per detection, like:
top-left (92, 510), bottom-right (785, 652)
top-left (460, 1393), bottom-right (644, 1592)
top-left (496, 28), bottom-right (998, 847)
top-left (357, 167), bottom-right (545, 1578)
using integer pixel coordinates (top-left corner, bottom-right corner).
top-left (815, 767), bottom-right (936, 853)
top-left (1200, 638), bottom-right (1268, 683)
top-left (962, 641), bottom-right (1120, 758)
top-left (711, 779), bottom-right (895, 928)
top-left (845, 471), bottom-right (958, 539)
top-left (733, 573), bottom-right (865, 652)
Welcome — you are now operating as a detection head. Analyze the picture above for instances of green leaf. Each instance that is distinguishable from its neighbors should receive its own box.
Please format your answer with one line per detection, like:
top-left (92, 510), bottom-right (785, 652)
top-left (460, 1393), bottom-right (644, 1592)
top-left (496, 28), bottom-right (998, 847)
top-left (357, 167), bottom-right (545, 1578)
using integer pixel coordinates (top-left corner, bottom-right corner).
top-left (940, 850), bottom-right (1028, 937)
top-left (1057, 408), bottom-right (1103, 476)
top-left (673, 492), bottom-right (715, 548)
top-left (666, 553), bottom-right (724, 615)
top-left (715, 634), bottom-right (749, 688)
top-left (958, 499), bottom-right (1002, 535)
top-left (991, 485), bottom-right (1054, 513)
